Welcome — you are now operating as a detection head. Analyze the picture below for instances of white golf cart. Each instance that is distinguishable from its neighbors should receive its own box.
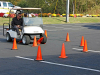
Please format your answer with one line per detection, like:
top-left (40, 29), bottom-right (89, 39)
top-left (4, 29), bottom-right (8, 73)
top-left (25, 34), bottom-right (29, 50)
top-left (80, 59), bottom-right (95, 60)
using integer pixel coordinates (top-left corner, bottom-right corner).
top-left (3, 8), bottom-right (47, 45)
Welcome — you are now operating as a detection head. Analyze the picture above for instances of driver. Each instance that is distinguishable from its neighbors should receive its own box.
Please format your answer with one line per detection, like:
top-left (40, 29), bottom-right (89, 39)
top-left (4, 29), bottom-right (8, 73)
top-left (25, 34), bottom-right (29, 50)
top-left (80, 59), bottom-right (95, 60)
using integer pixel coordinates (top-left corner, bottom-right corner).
top-left (12, 13), bottom-right (23, 35)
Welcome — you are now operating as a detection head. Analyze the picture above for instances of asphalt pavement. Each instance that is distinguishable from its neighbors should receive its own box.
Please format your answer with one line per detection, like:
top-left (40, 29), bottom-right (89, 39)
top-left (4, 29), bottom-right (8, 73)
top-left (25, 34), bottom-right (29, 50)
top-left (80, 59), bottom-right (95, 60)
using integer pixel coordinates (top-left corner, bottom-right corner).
top-left (0, 23), bottom-right (100, 75)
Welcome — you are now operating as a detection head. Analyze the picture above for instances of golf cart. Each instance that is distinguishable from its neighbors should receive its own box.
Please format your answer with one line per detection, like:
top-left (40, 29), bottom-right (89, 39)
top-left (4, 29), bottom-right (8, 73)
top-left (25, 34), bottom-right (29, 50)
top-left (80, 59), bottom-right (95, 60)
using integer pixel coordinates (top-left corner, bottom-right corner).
top-left (3, 8), bottom-right (47, 45)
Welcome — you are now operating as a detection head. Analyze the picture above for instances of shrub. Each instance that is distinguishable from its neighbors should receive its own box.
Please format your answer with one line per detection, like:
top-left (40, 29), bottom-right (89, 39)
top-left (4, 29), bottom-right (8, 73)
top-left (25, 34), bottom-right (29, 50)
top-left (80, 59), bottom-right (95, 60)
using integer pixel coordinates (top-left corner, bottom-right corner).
top-left (42, 13), bottom-right (48, 17)
top-left (56, 14), bottom-right (60, 17)
top-left (48, 13), bottom-right (52, 17)
top-left (62, 14), bottom-right (66, 17)
top-left (52, 13), bottom-right (56, 17)
top-left (38, 13), bottom-right (42, 17)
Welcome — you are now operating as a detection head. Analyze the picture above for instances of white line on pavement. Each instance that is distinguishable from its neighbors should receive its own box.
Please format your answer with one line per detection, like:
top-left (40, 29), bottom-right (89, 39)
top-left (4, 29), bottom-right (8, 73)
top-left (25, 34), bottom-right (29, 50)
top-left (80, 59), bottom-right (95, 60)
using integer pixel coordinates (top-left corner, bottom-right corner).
top-left (15, 56), bottom-right (34, 61)
top-left (55, 27), bottom-right (64, 28)
top-left (40, 61), bottom-right (100, 72)
top-left (72, 48), bottom-right (100, 53)
top-left (15, 56), bottom-right (100, 73)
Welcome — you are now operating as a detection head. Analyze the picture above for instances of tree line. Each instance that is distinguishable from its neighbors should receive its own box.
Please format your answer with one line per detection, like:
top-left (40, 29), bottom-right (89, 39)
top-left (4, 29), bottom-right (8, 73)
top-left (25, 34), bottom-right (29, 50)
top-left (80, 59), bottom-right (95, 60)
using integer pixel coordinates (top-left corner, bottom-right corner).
top-left (2, 0), bottom-right (100, 14)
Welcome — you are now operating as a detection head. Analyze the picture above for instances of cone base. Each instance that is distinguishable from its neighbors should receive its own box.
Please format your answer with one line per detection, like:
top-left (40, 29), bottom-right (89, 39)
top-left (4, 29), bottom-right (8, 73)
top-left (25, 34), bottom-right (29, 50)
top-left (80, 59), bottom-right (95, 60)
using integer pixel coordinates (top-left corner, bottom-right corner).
top-left (83, 51), bottom-right (88, 52)
top-left (59, 56), bottom-right (68, 58)
top-left (11, 49), bottom-right (18, 50)
top-left (35, 59), bottom-right (43, 61)
top-left (32, 45), bottom-right (38, 47)
top-left (79, 45), bottom-right (84, 47)
top-left (65, 40), bottom-right (70, 42)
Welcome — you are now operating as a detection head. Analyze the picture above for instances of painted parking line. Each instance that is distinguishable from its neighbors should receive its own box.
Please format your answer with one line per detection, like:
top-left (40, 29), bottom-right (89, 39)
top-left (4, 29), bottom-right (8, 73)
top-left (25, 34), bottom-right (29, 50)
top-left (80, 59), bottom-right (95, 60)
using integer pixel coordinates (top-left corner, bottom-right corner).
top-left (15, 56), bottom-right (34, 61)
top-left (72, 48), bottom-right (100, 53)
top-left (55, 27), bottom-right (64, 28)
top-left (15, 56), bottom-right (100, 73)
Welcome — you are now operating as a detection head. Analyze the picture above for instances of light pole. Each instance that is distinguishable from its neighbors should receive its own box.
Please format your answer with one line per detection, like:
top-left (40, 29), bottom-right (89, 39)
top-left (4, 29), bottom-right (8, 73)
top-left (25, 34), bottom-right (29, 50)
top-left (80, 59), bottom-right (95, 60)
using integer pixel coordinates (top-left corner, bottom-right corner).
top-left (66, 0), bottom-right (69, 22)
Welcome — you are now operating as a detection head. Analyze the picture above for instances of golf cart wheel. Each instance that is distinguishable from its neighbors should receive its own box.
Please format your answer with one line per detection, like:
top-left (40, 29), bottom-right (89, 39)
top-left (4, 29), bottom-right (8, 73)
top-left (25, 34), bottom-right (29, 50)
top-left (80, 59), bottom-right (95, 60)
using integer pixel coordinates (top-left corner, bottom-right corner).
top-left (6, 32), bottom-right (12, 42)
top-left (22, 35), bottom-right (30, 45)
top-left (40, 34), bottom-right (47, 44)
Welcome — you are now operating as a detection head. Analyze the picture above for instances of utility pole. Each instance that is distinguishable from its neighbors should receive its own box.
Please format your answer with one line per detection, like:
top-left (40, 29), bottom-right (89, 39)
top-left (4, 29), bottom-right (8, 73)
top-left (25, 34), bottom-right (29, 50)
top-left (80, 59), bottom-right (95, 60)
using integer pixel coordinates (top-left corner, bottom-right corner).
top-left (66, 0), bottom-right (69, 22)
top-left (75, 0), bottom-right (76, 14)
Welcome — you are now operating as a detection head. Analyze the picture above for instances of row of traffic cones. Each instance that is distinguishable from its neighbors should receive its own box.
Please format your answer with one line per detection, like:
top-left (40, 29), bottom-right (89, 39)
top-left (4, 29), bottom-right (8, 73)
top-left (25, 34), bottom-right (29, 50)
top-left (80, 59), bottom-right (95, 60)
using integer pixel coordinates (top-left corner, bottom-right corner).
top-left (11, 39), bottom-right (68, 60)
top-left (65, 33), bottom-right (88, 52)
top-left (12, 31), bottom-right (68, 50)
top-left (36, 32), bottom-right (70, 60)
top-left (11, 32), bottom-right (88, 60)
top-left (35, 35), bottom-right (89, 60)
top-left (80, 36), bottom-right (88, 52)
top-left (11, 36), bottom-right (43, 50)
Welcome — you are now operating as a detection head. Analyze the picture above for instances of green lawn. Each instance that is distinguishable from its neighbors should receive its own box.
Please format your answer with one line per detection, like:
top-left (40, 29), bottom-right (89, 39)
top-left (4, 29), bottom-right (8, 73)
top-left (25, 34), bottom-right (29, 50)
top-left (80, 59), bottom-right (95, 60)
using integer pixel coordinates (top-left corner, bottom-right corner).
top-left (42, 17), bottom-right (100, 24)
top-left (0, 17), bottom-right (100, 26)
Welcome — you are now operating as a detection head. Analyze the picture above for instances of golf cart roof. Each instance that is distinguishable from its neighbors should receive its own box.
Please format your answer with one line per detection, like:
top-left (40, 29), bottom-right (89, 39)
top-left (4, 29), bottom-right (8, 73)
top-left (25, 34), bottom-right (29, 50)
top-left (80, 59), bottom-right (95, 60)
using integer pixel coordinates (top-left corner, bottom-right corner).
top-left (11, 8), bottom-right (41, 10)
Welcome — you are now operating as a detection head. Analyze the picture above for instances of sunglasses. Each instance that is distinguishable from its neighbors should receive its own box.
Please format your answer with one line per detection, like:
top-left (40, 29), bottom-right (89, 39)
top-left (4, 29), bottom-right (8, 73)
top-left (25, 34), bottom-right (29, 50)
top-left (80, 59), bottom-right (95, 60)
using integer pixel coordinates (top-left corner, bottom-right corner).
top-left (19, 16), bottom-right (21, 17)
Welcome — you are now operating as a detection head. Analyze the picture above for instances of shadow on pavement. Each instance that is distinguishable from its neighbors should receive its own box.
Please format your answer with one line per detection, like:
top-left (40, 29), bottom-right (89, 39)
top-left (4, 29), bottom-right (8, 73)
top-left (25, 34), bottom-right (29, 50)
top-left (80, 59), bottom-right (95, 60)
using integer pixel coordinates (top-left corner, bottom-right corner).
top-left (83, 23), bottom-right (100, 30)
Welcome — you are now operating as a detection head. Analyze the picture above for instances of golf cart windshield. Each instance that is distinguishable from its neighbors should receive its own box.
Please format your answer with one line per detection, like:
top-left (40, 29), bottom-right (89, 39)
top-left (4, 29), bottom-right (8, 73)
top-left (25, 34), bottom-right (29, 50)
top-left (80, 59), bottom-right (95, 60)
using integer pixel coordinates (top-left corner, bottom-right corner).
top-left (23, 17), bottom-right (43, 26)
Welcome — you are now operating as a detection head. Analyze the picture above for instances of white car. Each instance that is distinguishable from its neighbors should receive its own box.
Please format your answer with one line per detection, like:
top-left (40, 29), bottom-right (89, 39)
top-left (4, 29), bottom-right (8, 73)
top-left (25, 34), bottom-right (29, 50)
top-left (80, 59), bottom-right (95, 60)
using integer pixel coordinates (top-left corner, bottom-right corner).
top-left (0, 1), bottom-right (21, 13)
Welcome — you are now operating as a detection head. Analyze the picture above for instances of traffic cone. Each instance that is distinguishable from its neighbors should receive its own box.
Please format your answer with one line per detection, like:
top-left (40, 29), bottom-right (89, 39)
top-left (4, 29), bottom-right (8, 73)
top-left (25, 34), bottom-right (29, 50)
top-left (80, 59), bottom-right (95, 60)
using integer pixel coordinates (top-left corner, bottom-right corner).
top-left (32, 36), bottom-right (38, 47)
top-left (80, 36), bottom-right (84, 47)
top-left (65, 33), bottom-right (70, 42)
top-left (36, 45), bottom-right (43, 61)
top-left (37, 37), bottom-right (44, 44)
top-left (45, 30), bottom-right (48, 38)
top-left (11, 38), bottom-right (18, 50)
top-left (83, 40), bottom-right (88, 52)
top-left (59, 43), bottom-right (68, 58)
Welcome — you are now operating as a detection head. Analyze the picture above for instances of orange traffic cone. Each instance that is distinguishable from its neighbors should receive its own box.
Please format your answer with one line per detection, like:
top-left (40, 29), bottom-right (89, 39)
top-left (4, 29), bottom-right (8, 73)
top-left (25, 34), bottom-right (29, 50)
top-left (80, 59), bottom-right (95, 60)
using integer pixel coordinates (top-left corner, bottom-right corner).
top-left (45, 30), bottom-right (48, 38)
top-left (83, 40), bottom-right (88, 52)
top-left (37, 37), bottom-right (44, 44)
top-left (36, 45), bottom-right (43, 61)
top-left (80, 36), bottom-right (84, 47)
top-left (32, 36), bottom-right (38, 47)
top-left (65, 33), bottom-right (70, 42)
top-left (11, 38), bottom-right (18, 50)
top-left (59, 43), bottom-right (68, 58)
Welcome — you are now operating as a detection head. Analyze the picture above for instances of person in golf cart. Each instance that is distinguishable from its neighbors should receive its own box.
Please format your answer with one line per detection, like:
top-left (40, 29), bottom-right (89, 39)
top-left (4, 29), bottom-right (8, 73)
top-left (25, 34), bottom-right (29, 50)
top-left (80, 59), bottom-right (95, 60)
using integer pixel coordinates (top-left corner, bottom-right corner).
top-left (12, 13), bottom-right (23, 35)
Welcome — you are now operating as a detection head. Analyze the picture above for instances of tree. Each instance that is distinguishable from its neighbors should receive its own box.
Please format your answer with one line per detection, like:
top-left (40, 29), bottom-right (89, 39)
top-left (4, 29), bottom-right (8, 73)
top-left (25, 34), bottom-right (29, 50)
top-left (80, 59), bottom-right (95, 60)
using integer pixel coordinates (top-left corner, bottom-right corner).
top-left (17, 0), bottom-right (28, 7)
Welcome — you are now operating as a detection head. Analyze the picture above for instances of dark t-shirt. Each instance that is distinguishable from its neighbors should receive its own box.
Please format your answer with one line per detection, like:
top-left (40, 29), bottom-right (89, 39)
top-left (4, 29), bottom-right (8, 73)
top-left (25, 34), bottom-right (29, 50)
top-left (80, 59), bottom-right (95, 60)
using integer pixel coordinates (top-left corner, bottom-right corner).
top-left (12, 17), bottom-right (23, 27)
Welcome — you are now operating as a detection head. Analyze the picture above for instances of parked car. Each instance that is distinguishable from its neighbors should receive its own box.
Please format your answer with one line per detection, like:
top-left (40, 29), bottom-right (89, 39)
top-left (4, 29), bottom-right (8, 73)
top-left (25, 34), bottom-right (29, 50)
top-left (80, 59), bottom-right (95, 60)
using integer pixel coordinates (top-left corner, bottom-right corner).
top-left (0, 1), bottom-right (21, 14)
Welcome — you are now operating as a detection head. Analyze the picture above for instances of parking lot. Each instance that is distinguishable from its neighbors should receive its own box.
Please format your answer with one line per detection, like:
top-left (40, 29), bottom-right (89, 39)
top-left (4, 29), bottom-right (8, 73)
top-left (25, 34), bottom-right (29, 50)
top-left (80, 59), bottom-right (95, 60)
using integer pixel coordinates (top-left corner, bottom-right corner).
top-left (0, 23), bottom-right (100, 75)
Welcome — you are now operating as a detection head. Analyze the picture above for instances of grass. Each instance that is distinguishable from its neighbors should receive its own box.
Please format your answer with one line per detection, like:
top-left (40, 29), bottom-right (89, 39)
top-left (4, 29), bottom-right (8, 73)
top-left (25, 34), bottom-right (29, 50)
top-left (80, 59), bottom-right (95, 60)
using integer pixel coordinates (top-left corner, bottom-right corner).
top-left (0, 17), bottom-right (100, 26)
top-left (42, 17), bottom-right (100, 24)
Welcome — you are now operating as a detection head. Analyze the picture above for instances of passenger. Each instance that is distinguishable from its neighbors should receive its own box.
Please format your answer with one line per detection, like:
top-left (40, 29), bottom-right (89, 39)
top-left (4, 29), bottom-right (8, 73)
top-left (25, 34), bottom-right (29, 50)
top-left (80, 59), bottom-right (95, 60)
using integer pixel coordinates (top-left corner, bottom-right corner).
top-left (12, 13), bottom-right (23, 35)
top-left (24, 13), bottom-right (27, 17)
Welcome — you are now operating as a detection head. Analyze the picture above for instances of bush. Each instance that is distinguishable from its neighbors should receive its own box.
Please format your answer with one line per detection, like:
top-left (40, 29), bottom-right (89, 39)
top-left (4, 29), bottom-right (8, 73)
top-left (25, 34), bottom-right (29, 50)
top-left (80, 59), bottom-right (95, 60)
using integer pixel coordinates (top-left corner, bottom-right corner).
top-left (48, 13), bottom-right (52, 17)
top-left (52, 13), bottom-right (56, 17)
top-left (62, 14), bottom-right (66, 17)
top-left (42, 13), bottom-right (48, 17)
top-left (56, 14), bottom-right (60, 17)
top-left (38, 13), bottom-right (42, 17)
